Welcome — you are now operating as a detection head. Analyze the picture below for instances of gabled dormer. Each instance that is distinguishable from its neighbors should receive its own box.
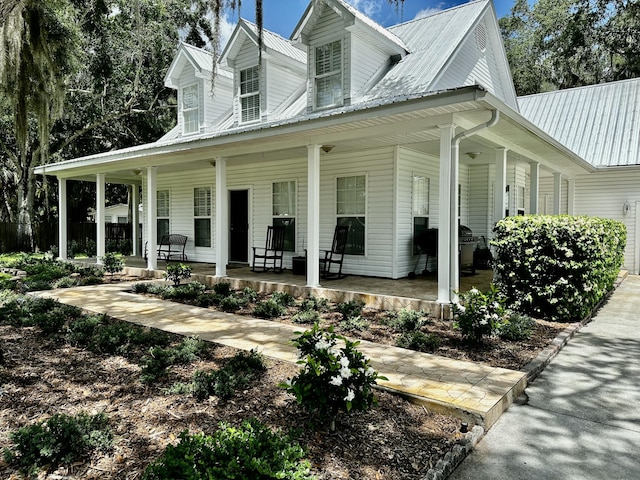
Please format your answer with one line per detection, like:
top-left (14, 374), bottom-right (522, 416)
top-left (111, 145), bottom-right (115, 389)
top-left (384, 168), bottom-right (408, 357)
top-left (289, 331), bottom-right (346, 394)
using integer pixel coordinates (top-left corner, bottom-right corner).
top-left (290, 0), bottom-right (408, 112)
top-left (220, 19), bottom-right (307, 126)
top-left (163, 42), bottom-right (233, 137)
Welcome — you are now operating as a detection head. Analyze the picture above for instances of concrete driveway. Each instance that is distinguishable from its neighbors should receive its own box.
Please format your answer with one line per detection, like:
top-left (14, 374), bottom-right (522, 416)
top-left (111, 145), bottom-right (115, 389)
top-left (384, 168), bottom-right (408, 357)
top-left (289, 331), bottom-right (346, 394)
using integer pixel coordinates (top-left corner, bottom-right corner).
top-left (449, 274), bottom-right (640, 480)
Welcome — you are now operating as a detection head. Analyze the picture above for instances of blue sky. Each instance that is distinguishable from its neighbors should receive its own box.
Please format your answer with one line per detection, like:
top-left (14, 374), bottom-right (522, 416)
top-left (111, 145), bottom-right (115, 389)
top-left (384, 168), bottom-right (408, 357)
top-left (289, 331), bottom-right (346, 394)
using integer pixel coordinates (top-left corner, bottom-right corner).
top-left (220, 0), bottom-right (515, 41)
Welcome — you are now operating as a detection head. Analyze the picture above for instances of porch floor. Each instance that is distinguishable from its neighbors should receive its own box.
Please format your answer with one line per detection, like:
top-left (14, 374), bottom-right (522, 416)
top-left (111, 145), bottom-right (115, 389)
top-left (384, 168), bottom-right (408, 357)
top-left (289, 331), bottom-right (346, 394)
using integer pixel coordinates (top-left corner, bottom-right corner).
top-left (57, 258), bottom-right (524, 429)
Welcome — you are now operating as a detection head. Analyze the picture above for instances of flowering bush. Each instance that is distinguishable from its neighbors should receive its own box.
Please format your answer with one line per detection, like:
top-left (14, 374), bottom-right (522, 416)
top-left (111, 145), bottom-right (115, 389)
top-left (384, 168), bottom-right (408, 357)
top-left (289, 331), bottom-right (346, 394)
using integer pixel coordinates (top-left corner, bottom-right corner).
top-left (452, 286), bottom-right (507, 343)
top-left (282, 324), bottom-right (386, 431)
top-left (492, 215), bottom-right (626, 321)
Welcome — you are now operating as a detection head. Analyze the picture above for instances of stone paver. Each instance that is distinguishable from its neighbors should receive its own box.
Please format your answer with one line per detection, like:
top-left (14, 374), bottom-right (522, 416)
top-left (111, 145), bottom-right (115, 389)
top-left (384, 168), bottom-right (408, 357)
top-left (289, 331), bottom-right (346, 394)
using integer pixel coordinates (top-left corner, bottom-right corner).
top-left (38, 281), bottom-right (526, 428)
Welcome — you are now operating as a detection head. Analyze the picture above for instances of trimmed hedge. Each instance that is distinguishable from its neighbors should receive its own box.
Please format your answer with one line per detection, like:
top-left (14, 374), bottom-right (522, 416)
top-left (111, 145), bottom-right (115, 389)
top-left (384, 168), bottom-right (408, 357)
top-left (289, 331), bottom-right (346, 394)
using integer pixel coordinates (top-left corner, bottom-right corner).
top-left (492, 215), bottom-right (626, 322)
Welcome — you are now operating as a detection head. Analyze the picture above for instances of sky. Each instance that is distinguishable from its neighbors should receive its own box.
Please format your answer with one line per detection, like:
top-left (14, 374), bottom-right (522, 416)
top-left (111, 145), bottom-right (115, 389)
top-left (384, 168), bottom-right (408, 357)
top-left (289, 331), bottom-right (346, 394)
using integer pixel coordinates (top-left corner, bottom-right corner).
top-left (218, 0), bottom-right (516, 43)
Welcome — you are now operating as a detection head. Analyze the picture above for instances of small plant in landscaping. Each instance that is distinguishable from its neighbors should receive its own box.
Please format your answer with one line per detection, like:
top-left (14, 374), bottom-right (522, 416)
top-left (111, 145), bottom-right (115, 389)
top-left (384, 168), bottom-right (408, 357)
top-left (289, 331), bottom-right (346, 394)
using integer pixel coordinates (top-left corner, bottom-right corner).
top-left (3, 412), bottom-right (113, 476)
top-left (140, 336), bottom-right (207, 384)
top-left (452, 285), bottom-right (508, 343)
top-left (300, 295), bottom-right (328, 312)
top-left (386, 308), bottom-right (428, 332)
top-left (164, 263), bottom-right (192, 286)
top-left (496, 314), bottom-right (536, 341)
top-left (66, 314), bottom-right (107, 347)
top-left (272, 291), bottom-right (295, 307)
top-left (213, 281), bottom-right (232, 297)
top-left (171, 281), bottom-right (206, 300)
top-left (52, 276), bottom-right (80, 288)
top-left (142, 419), bottom-right (313, 480)
top-left (253, 298), bottom-right (285, 319)
top-left (101, 252), bottom-right (125, 278)
top-left (292, 309), bottom-right (321, 324)
top-left (282, 324), bottom-right (386, 431)
top-left (241, 286), bottom-right (258, 302)
top-left (336, 300), bottom-right (364, 320)
top-left (219, 294), bottom-right (247, 312)
top-left (396, 331), bottom-right (441, 352)
top-left (339, 315), bottom-right (370, 332)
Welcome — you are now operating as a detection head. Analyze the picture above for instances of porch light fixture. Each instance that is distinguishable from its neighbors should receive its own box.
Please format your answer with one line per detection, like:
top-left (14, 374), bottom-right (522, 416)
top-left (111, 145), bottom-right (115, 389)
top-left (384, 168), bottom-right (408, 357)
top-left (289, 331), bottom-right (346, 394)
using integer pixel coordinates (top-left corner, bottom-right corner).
top-left (465, 152), bottom-right (481, 160)
top-left (208, 160), bottom-right (216, 167)
top-left (321, 145), bottom-right (334, 153)
top-left (132, 169), bottom-right (142, 176)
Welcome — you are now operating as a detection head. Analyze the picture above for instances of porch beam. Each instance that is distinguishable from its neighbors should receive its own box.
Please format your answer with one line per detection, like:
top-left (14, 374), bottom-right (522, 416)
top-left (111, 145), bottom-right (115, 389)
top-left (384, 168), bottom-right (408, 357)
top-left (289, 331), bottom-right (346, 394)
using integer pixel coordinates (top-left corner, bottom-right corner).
top-left (58, 178), bottom-right (67, 260)
top-left (494, 147), bottom-right (508, 224)
top-left (215, 157), bottom-right (228, 278)
top-left (96, 173), bottom-right (106, 264)
top-left (146, 166), bottom-right (158, 271)
top-left (437, 124), bottom-right (455, 305)
top-left (131, 184), bottom-right (139, 256)
top-left (529, 162), bottom-right (540, 215)
top-left (553, 173), bottom-right (562, 214)
top-left (307, 145), bottom-right (321, 288)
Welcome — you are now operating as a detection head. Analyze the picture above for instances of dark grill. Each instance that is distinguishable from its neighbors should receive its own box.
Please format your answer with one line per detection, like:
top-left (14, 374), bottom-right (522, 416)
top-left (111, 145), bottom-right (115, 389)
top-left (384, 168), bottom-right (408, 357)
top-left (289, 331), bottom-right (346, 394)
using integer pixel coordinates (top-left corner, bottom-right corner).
top-left (415, 225), bottom-right (478, 275)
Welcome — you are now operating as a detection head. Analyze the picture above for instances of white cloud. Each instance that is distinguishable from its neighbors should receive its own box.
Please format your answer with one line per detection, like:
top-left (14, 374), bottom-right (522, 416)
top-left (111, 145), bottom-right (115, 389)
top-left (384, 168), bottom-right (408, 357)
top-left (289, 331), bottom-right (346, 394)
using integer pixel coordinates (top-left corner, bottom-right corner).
top-left (413, 3), bottom-right (447, 20)
top-left (346, 0), bottom-right (384, 18)
top-left (216, 11), bottom-right (235, 50)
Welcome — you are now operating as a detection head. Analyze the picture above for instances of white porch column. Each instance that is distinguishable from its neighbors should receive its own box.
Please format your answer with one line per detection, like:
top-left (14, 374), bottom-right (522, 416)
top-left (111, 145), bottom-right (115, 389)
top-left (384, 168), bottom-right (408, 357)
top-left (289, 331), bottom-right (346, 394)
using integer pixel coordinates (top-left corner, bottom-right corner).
top-left (146, 166), bottom-right (158, 270)
top-left (131, 184), bottom-right (139, 256)
top-left (437, 124), bottom-right (455, 304)
top-left (494, 147), bottom-right (508, 223)
top-left (529, 162), bottom-right (540, 215)
top-left (553, 172), bottom-right (562, 214)
top-left (96, 173), bottom-right (106, 264)
top-left (450, 139), bottom-right (460, 303)
top-left (58, 178), bottom-right (68, 260)
top-left (215, 157), bottom-right (228, 278)
top-left (307, 145), bottom-right (321, 288)
top-left (567, 178), bottom-right (575, 215)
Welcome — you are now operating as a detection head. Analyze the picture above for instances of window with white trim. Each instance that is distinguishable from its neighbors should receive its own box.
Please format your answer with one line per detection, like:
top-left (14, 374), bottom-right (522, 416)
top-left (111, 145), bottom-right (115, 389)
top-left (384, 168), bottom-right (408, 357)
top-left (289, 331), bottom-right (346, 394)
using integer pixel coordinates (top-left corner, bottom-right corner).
top-left (157, 190), bottom-right (170, 242)
top-left (336, 175), bottom-right (365, 255)
top-left (182, 84), bottom-right (199, 134)
top-left (315, 40), bottom-right (342, 109)
top-left (193, 187), bottom-right (211, 247)
top-left (272, 181), bottom-right (296, 252)
top-left (240, 66), bottom-right (260, 123)
top-left (412, 175), bottom-right (430, 254)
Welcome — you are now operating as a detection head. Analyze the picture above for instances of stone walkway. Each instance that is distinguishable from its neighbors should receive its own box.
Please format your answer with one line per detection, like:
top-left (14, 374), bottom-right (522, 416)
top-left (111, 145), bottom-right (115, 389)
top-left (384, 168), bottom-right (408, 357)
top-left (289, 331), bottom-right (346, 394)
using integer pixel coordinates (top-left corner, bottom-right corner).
top-left (38, 281), bottom-right (527, 428)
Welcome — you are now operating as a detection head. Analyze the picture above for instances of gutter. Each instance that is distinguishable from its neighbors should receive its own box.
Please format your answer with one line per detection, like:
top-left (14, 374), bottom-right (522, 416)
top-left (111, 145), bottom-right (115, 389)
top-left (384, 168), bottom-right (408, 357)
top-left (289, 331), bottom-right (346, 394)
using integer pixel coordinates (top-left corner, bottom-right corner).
top-left (448, 109), bottom-right (499, 303)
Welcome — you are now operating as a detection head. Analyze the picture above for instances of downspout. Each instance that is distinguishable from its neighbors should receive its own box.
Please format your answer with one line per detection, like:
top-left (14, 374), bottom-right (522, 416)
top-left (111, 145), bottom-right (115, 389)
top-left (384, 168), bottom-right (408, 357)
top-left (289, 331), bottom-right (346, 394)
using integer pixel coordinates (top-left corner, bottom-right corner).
top-left (449, 109), bottom-right (499, 304)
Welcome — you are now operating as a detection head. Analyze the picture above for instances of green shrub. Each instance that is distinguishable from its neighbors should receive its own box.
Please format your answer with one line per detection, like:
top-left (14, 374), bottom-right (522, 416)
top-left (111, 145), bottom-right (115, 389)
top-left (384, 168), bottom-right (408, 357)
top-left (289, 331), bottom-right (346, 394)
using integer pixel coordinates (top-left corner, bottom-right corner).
top-left (220, 294), bottom-right (247, 312)
top-left (253, 299), bottom-right (285, 319)
top-left (300, 295), bottom-right (328, 312)
top-left (52, 276), bottom-right (80, 288)
top-left (492, 215), bottom-right (626, 321)
top-left (386, 309), bottom-right (427, 332)
top-left (195, 292), bottom-right (220, 308)
top-left (141, 346), bottom-right (175, 384)
top-left (171, 281), bottom-right (206, 300)
top-left (66, 314), bottom-right (106, 347)
top-left (497, 314), bottom-right (536, 341)
top-left (164, 263), bottom-right (192, 287)
top-left (339, 315), bottom-right (370, 332)
top-left (19, 278), bottom-right (54, 292)
top-left (292, 310), bottom-right (321, 324)
top-left (282, 324), bottom-right (386, 431)
top-left (172, 336), bottom-right (207, 364)
top-left (241, 287), bottom-right (258, 302)
top-left (336, 300), bottom-right (364, 320)
top-left (396, 331), bottom-right (440, 352)
top-left (191, 349), bottom-right (265, 400)
top-left (101, 252), bottom-right (125, 276)
top-left (452, 286), bottom-right (507, 343)
top-left (213, 281), bottom-right (232, 296)
top-left (4, 412), bottom-right (113, 475)
top-left (142, 419), bottom-right (313, 480)
top-left (131, 282), bottom-right (153, 293)
top-left (31, 304), bottom-right (83, 335)
top-left (272, 291), bottom-right (295, 307)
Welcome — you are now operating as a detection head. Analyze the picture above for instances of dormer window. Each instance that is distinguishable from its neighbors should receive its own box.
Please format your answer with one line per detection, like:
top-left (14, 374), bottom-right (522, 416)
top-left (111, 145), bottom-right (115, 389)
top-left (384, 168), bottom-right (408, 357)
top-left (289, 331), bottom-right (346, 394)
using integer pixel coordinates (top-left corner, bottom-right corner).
top-left (315, 40), bottom-right (342, 109)
top-left (240, 65), bottom-right (260, 123)
top-left (182, 84), bottom-right (199, 134)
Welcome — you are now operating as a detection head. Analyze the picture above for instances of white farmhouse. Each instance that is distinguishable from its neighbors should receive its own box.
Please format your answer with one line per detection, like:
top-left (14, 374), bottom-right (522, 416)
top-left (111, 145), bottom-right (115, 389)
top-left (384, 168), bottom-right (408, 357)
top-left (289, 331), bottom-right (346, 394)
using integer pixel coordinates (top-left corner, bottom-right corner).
top-left (36, 0), bottom-right (640, 304)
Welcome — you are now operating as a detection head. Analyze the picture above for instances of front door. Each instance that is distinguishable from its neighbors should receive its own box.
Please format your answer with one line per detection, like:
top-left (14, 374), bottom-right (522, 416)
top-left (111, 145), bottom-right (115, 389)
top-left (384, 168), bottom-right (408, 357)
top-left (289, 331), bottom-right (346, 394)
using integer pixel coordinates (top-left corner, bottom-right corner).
top-left (229, 190), bottom-right (249, 262)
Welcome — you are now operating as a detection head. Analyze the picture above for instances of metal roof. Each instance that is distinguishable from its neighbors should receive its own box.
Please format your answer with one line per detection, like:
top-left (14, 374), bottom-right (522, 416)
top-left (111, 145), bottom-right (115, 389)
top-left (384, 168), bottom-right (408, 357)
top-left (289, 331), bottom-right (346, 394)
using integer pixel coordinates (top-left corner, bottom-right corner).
top-left (229, 19), bottom-right (307, 64)
top-left (365, 0), bottom-right (488, 101)
top-left (518, 78), bottom-right (640, 167)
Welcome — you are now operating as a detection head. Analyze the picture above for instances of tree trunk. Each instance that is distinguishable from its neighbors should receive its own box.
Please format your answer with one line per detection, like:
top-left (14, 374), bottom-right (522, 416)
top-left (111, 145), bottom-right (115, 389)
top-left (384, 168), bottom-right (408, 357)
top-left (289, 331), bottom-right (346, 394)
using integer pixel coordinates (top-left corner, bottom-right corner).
top-left (16, 164), bottom-right (35, 252)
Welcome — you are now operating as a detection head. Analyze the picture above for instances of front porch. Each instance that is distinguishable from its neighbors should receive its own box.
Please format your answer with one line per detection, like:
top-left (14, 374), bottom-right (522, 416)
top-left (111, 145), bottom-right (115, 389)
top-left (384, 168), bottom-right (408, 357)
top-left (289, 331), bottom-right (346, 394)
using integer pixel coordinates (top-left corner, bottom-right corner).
top-left (79, 255), bottom-right (493, 317)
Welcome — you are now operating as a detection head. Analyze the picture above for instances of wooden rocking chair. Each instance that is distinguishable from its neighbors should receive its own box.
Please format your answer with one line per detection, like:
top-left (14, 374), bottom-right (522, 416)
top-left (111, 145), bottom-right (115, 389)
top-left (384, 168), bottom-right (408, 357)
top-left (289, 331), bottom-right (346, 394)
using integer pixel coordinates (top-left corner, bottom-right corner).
top-left (251, 225), bottom-right (286, 273)
top-left (320, 225), bottom-right (350, 279)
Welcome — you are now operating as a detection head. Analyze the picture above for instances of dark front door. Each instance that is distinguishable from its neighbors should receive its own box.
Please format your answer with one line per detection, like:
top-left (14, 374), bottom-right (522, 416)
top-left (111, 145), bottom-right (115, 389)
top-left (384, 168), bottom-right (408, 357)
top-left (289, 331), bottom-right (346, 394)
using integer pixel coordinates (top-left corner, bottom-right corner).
top-left (229, 190), bottom-right (249, 262)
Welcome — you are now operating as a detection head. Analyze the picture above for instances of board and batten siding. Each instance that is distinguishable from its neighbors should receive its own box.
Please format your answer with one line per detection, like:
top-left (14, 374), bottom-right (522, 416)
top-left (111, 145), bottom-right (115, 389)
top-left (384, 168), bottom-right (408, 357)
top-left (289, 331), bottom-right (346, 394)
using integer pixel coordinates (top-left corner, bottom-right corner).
top-left (395, 147), bottom-right (440, 277)
top-left (574, 169), bottom-right (640, 274)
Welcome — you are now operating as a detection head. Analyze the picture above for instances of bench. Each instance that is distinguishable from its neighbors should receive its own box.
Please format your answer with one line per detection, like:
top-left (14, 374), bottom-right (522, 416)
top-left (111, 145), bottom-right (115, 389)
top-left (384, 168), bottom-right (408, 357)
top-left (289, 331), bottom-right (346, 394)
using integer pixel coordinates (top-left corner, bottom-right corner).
top-left (144, 234), bottom-right (188, 262)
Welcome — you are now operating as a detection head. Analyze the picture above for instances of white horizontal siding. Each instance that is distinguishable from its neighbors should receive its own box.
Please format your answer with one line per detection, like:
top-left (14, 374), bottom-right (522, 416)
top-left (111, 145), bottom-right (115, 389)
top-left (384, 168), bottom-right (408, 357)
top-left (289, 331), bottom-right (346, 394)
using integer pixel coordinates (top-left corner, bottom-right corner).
top-left (468, 164), bottom-right (491, 239)
top-left (350, 35), bottom-right (388, 101)
top-left (265, 62), bottom-right (306, 115)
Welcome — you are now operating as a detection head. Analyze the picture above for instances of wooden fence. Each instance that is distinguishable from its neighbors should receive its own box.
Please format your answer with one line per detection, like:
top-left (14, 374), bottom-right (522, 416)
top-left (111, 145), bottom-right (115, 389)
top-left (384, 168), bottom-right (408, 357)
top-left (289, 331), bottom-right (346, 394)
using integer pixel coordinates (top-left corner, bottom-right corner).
top-left (0, 221), bottom-right (141, 254)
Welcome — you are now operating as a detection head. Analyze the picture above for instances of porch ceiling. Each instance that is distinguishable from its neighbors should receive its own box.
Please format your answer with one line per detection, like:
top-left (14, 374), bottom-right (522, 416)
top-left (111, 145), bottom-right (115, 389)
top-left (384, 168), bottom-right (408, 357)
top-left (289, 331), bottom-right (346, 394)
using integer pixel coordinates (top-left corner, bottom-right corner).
top-left (35, 86), bottom-right (594, 183)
